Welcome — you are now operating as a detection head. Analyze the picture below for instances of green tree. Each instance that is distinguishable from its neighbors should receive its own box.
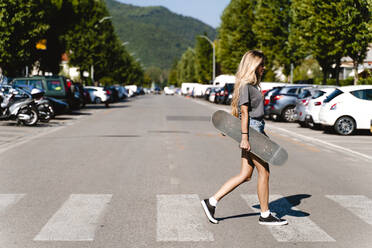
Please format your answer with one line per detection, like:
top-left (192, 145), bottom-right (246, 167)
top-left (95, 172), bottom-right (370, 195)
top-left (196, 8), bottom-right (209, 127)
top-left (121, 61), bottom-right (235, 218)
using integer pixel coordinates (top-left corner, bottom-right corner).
top-left (168, 60), bottom-right (178, 86)
top-left (194, 35), bottom-right (213, 83)
top-left (289, 0), bottom-right (361, 85)
top-left (340, 0), bottom-right (371, 85)
top-left (177, 48), bottom-right (197, 83)
top-left (0, 0), bottom-right (48, 76)
top-left (217, 0), bottom-right (257, 74)
top-left (253, 0), bottom-right (292, 80)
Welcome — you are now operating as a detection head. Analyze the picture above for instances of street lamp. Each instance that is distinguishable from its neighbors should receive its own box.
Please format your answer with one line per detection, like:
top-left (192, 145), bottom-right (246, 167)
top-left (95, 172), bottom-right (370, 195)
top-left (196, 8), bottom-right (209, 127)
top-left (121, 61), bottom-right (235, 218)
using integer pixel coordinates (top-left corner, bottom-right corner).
top-left (94, 16), bottom-right (112, 27)
top-left (92, 16), bottom-right (112, 82)
top-left (198, 35), bottom-right (216, 83)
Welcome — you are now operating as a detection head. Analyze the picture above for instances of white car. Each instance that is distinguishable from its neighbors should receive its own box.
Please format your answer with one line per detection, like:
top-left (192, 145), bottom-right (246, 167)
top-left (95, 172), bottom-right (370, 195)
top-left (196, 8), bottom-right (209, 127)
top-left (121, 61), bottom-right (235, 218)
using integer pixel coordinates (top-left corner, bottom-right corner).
top-left (295, 87), bottom-right (336, 127)
top-left (164, 86), bottom-right (175, 95)
top-left (84, 86), bottom-right (109, 103)
top-left (319, 85), bottom-right (372, 135)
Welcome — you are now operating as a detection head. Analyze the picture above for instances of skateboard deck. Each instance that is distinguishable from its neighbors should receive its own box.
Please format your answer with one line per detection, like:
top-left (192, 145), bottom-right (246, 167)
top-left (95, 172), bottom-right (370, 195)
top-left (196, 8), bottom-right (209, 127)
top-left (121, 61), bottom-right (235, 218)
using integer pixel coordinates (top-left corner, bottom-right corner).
top-left (212, 110), bottom-right (288, 165)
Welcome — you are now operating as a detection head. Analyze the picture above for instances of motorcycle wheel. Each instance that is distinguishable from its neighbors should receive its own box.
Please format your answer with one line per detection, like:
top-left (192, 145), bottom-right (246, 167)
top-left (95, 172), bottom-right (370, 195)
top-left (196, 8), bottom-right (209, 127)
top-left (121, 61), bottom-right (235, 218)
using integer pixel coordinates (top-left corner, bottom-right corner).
top-left (39, 104), bottom-right (54, 123)
top-left (18, 107), bottom-right (39, 126)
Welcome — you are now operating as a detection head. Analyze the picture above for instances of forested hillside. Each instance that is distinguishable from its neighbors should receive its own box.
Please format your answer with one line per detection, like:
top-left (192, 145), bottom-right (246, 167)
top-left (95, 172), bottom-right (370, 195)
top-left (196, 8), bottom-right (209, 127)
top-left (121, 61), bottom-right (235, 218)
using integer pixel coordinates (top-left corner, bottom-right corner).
top-left (105, 0), bottom-right (216, 69)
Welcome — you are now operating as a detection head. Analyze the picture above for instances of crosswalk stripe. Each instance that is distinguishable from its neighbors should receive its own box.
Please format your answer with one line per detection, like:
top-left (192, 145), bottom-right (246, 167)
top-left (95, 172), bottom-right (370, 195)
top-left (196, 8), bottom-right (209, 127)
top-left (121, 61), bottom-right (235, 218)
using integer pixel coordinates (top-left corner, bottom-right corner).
top-left (325, 195), bottom-right (372, 226)
top-left (0, 194), bottom-right (25, 214)
top-left (157, 194), bottom-right (214, 241)
top-left (34, 194), bottom-right (112, 241)
top-left (241, 194), bottom-right (335, 242)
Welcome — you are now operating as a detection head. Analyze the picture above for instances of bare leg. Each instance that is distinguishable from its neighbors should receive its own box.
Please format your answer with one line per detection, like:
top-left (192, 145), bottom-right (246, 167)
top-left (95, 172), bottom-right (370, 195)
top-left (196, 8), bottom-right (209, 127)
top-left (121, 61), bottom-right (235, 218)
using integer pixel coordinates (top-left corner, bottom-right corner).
top-left (251, 154), bottom-right (270, 212)
top-left (213, 150), bottom-right (254, 201)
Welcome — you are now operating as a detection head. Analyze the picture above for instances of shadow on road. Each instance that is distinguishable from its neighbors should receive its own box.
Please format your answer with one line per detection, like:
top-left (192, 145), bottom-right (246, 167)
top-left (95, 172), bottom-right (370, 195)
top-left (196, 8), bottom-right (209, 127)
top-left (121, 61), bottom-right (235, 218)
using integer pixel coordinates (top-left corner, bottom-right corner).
top-left (218, 194), bottom-right (311, 222)
top-left (84, 104), bottom-right (129, 109)
top-left (252, 194), bottom-right (311, 218)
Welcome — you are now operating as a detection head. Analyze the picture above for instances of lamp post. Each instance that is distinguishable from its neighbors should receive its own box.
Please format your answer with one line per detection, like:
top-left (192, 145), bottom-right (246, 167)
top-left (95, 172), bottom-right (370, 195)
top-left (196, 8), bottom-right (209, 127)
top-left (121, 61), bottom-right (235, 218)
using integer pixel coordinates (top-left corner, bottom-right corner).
top-left (198, 35), bottom-right (215, 83)
top-left (91, 16), bottom-right (112, 82)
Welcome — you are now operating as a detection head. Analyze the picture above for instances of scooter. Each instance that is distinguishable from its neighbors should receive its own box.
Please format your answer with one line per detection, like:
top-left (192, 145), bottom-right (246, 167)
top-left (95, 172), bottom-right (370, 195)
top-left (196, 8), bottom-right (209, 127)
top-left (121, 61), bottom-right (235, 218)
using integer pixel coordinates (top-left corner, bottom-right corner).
top-left (30, 88), bottom-right (54, 123)
top-left (0, 87), bottom-right (39, 126)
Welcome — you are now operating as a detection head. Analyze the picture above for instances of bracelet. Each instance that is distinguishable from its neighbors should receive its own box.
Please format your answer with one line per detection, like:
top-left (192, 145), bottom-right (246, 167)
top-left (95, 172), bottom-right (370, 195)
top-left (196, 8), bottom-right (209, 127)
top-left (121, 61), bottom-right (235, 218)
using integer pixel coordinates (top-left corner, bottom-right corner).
top-left (241, 132), bottom-right (249, 134)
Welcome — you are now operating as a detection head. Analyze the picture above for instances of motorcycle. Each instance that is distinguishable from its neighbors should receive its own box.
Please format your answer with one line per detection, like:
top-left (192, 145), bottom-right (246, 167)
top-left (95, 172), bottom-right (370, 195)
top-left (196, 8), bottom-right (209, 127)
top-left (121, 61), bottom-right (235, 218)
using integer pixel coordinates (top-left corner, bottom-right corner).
top-left (0, 86), bottom-right (39, 126)
top-left (30, 88), bottom-right (54, 123)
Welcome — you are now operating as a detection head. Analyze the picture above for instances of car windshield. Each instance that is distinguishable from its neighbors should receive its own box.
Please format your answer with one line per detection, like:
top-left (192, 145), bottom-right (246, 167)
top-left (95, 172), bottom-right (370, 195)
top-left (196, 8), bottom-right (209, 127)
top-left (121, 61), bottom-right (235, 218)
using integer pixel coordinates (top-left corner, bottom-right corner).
top-left (46, 79), bottom-right (63, 92)
top-left (324, 89), bottom-right (343, 103)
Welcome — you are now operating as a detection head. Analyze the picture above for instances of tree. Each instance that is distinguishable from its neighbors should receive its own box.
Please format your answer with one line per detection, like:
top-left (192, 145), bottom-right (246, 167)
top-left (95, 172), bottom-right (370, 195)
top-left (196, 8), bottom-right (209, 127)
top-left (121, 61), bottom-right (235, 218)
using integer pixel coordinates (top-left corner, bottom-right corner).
top-left (0, 0), bottom-right (48, 76)
top-left (194, 35), bottom-right (213, 83)
top-left (168, 60), bottom-right (179, 86)
top-left (253, 0), bottom-right (292, 80)
top-left (177, 48), bottom-right (197, 83)
top-left (289, 0), bottom-right (369, 85)
top-left (217, 0), bottom-right (257, 74)
top-left (340, 0), bottom-right (371, 85)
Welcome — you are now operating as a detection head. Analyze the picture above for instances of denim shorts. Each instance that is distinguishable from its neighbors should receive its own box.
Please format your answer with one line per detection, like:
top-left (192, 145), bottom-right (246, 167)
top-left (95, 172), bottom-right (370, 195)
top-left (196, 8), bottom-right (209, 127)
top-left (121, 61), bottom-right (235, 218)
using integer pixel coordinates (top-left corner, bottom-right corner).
top-left (250, 118), bottom-right (265, 134)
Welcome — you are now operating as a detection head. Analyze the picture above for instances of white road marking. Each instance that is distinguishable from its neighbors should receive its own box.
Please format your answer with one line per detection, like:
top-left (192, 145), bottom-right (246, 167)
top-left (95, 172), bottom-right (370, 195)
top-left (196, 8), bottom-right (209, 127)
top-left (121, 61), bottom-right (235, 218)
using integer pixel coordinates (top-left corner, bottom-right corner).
top-left (0, 194), bottom-right (25, 214)
top-left (34, 194), bottom-right (112, 241)
top-left (266, 125), bottom-right (372, 162)
top-left (157, 194), bottom-right (214, 241)
top-left (241, 194), bottom-right (335, 242)
top-left (325, 195), bottom-right (372, 226)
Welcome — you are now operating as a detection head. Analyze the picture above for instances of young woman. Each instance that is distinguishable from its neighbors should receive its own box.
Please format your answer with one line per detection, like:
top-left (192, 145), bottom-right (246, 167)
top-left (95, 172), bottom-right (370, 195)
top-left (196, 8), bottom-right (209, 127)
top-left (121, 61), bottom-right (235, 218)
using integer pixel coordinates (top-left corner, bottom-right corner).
top-left (201, 50), bottom-right (287, 226)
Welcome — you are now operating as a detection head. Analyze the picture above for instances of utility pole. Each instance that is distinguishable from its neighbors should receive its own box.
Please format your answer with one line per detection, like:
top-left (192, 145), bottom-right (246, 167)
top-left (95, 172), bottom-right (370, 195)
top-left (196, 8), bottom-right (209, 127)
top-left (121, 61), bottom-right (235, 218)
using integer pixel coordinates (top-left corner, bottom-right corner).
top-left (91, 16), bottom-right (112, 83)
top-left (198, 35), bottom-right (215, 83)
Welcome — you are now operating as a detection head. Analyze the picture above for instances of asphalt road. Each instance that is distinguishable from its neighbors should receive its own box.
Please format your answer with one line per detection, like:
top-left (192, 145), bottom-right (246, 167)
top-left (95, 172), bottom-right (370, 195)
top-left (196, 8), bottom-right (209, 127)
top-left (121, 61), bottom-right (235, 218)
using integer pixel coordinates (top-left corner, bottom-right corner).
top-left (0, 95), bottom-right (371, 248)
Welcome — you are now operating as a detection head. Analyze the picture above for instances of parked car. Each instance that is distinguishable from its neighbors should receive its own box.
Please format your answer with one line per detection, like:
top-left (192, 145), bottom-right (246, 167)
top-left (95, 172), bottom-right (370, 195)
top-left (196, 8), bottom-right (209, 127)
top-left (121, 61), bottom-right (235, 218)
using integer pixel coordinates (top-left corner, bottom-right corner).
top-left (215, 83), bottom-right (234, 104)
top-left (208, 87), bottom-right (221, 103)
top-left (264, 87), bottom-right (283, 118)
top-left (266, 85), bottom-right (311, 122)
top-left (114, 85), bottom-right (128, 99)
top-left (319, 85), bottom-right (372, 135)
top-left (298, 87), bottom-right (336, 128)
top-left (84, 86), bottom-right (110, 104)
top-left (164, 86), bottom-right (175, 95)
top-left (10, 76), bottom-right (78, 110)
top-left (294, 87), bottom-right (334, 127)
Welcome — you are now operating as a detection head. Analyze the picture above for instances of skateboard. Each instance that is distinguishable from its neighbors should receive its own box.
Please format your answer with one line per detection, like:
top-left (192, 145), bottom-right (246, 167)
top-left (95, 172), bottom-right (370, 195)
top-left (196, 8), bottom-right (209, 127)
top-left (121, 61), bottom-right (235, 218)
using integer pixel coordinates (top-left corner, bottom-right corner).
top-left (212, 110), bottom-right (288, 165)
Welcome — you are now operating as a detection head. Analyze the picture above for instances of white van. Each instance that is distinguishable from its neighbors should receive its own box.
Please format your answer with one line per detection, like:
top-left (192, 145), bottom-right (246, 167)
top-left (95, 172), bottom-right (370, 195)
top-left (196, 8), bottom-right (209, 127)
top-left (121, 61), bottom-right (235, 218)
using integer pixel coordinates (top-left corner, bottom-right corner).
top-left (213, 75), bottom-right (235, 87)
top-left (181, 83), bottom-right (198, 95)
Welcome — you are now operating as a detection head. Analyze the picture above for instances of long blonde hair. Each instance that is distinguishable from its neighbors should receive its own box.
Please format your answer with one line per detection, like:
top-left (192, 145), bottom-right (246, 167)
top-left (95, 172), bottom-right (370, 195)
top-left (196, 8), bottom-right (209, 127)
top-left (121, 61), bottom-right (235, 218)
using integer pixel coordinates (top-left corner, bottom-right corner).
top-left (231, 50), bottom-right (265, 117)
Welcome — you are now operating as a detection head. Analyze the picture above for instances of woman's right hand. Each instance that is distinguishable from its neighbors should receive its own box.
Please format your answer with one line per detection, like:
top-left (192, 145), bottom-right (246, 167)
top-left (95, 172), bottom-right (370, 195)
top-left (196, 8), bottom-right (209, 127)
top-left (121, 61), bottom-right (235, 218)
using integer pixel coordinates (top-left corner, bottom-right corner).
top-left (240, 139), bottom-right (251, 151)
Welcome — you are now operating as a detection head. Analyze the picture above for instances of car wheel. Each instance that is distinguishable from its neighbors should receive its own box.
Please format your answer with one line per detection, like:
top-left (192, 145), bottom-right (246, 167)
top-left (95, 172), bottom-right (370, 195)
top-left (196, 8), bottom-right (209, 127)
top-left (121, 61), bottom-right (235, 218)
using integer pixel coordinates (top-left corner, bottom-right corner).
top-left (94, 97), bottom-right (102, 104)
top-left (334, 116), bottom-right (355, 135)
top-left (282, 106), bottom-right (296, 122)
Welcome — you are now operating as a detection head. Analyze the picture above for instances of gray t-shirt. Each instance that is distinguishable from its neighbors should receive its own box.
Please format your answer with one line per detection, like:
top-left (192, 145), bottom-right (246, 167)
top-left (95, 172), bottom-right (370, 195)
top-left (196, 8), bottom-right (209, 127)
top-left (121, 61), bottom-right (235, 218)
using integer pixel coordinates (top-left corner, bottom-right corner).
top-left (238, 84), bottom-right (264, 119)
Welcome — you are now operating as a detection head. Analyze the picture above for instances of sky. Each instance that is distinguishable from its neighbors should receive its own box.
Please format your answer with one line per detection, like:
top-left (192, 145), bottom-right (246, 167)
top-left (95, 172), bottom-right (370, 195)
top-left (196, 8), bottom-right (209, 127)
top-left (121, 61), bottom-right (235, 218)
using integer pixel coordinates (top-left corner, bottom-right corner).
top-left (117, 0), bottom-right (231, 28)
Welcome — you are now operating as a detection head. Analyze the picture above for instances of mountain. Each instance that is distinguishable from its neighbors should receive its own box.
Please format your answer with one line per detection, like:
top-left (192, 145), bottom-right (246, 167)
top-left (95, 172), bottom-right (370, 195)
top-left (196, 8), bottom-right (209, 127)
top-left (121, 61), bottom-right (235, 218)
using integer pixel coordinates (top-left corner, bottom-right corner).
top-left (105, 0), bottom-right (217, 70)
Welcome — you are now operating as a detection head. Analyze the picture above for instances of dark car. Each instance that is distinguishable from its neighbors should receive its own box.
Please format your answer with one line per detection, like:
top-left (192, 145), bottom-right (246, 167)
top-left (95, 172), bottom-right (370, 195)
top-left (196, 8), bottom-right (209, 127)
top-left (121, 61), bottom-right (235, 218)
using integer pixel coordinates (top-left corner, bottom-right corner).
top-left (266, 85), bottom-right (311, 122)
top-left (73, 82), bottom-right (88, 107)
top-left (216, 83), bottom-right (235, 105)
top-left (10, 76), bottom-right (78, 110)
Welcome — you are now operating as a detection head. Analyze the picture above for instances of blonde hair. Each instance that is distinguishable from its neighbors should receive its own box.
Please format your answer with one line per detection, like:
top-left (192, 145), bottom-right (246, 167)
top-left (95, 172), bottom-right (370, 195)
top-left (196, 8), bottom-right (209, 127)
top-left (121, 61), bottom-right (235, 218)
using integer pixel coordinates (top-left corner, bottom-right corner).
top-left (231, 50), bottom-right (265, 117)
